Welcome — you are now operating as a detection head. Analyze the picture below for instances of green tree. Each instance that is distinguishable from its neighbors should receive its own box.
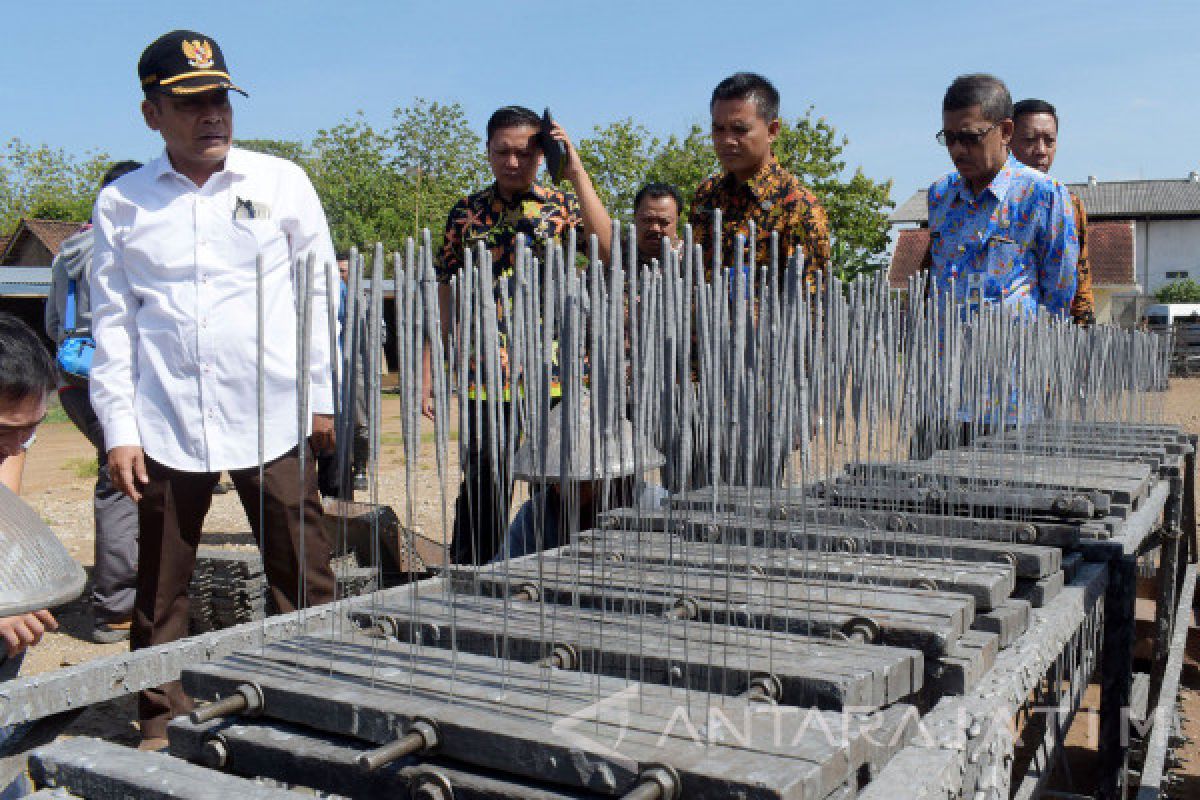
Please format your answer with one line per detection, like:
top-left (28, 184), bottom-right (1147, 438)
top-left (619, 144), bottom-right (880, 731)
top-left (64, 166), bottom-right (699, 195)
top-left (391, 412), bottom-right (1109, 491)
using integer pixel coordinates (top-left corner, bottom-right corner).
top-left (0, 138), bottom-right (111, 233)
top-left (1156, 279), bottom-right (1200, 303)
top-left (761, 110), bottom-right (893, 281)
top-left (577, 118), bottom-right (660, 219)
top-left (390, 99), bottom-right (489, 243)
top-left (234, 138), bottom-right (311, 167)
top-left (309, 113), bottom-right (407, 254)
top-left (303, 101), bottom-right (487, 259)
top-left (645, 124), bottom-right (718, 217)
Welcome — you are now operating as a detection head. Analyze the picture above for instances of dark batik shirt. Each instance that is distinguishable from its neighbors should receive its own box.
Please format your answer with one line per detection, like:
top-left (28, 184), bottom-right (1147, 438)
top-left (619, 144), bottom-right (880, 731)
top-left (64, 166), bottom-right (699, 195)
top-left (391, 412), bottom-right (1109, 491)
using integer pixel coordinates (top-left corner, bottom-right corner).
top-left (1068, 191), bottom-right (1095, 325)
top-left (688, 158), bottom-right (831, 288)
top-left (438, 182), bottom-right (582, 397)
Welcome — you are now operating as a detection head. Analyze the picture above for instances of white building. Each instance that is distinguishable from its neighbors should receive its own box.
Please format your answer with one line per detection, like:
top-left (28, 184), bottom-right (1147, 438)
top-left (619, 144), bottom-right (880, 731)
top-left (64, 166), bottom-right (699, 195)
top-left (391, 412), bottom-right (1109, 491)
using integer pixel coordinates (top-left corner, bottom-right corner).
top-left (888, 173), bottom-right (1200, 324)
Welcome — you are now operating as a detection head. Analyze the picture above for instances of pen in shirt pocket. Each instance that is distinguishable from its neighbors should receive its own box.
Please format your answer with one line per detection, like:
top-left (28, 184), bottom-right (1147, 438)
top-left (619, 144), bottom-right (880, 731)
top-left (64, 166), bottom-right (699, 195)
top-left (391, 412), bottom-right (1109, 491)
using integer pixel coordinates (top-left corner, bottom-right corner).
top-left (233, 197), bottom-right (271, 220)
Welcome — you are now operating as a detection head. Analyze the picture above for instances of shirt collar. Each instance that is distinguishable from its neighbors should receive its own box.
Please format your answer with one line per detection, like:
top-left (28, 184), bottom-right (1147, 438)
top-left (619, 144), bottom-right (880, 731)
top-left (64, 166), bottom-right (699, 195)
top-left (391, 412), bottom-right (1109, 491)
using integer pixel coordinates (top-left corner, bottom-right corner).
top-left (151, 146), bottom-right (245, 186)
top-left (721, 158), bottom-right (784, 201)
top-left (486, 181), bottom-right (549, 206)
top-left (954, 155), bottom-right (1017, 205)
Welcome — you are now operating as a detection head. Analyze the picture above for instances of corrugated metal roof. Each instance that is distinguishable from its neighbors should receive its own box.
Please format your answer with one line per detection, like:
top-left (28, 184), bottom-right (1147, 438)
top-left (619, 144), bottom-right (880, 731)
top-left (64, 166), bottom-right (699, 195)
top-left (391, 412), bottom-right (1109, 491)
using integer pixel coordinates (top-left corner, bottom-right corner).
top-left (890, 177), bottom-right (1200, 224)
top-left (1067, 179), bottom-right (1200, 217)
top-left (0, 266), bottom-right (52, 298)
top-left (0, 267), bottom-right (52, 283)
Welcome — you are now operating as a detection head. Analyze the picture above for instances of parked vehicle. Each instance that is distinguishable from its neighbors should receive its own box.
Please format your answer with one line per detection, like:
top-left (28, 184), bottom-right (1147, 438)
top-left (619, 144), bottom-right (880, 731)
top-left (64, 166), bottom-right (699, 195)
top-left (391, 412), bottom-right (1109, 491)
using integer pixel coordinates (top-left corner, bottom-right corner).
top-left (1144, 303), bottom-right (1200, 326)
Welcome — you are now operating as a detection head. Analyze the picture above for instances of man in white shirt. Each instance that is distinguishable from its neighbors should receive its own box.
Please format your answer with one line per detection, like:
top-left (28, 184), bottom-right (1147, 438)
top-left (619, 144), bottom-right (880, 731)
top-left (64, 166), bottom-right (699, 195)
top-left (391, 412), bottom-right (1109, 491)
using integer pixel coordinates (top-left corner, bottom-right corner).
top-left (90, 29), bottom-right (336, 748)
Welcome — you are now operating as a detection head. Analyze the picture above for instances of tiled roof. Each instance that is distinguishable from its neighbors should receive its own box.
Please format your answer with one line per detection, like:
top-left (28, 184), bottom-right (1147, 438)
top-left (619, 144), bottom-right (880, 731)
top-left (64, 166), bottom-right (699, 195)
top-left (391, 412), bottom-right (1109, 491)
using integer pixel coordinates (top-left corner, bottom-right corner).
top-left (1087, 221), bottom-right (1136, 286)
top-left (891, 177), bottom-right (1200, 224)
top-left (1070, 179), bottom-right (1200, 217)
top-left (0, 218), bottom-right (85, 263)
top-left (22, 219), bottom-right (85, 254)
top-left (886, 221), bottom-right (1136, 289)
top-left (888, 228), bottom-right (929, 289)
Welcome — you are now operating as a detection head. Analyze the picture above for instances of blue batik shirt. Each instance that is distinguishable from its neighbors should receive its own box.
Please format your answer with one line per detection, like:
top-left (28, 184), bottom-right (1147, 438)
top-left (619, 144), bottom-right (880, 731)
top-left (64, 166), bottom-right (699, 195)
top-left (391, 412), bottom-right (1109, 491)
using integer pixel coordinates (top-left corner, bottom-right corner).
top-left (927, 156), bottom-right (1078, 317)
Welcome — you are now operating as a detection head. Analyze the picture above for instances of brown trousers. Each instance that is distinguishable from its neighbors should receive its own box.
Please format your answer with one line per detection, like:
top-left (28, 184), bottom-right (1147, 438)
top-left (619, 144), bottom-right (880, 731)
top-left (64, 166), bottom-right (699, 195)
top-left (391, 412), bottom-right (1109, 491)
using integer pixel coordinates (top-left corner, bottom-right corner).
top-left (133, 446), bottom-right (335, 739)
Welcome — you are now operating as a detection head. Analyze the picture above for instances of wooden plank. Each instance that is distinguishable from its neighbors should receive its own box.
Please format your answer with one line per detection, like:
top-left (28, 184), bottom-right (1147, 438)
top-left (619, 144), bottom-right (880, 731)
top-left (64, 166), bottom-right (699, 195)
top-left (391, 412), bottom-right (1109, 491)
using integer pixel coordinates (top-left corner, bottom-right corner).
top-left (453, 566), bottom-right (969, 662)
top-left (984, 428), bottom-right (1189, 447)
top-left (167, 716), bottom-right (589, 800)
top-left (672, 486), bottom-right (1085, 544)
top-left (28, 737), bottom-right (307, 799)
top-left (183, 634), bottom-right (876, 799)
top-left (921, 629), bottom-right (999, 701)
top-left (801, 506), bottom-right (1081, 549)
top-left (456, 558), bottom-right (972, 656)
top-left (0, 588), bottom-right (373, 728)
top-left (848, 455), bottom-right (1153, 507)
top-left (348, 591), bottom-right (921, 709)
top-left (1014, 570), bottom-right (1065, 608)
top-left (593, 509), bottom-right (1063, 578)
top-left (565, 538), bottom-right (1015, 611)
top-left (972, 438), bottom-right (1171, 468)
top-left (822, 480), bottom-right (1104, 519)
top-left (970, 598), bottom-right (1031, 648)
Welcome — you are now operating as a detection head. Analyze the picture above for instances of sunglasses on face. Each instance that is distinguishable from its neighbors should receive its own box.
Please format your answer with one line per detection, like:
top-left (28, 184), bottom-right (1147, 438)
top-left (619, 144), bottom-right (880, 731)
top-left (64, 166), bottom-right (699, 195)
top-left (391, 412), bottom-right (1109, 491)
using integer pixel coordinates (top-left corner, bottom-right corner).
top-left (935, 122), bottom-right (1000, 148)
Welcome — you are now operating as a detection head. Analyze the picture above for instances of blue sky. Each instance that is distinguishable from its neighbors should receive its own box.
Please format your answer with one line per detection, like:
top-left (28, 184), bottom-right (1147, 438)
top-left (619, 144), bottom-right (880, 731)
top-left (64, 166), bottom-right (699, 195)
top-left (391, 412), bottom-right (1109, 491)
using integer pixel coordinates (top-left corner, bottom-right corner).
top-left (3, 1), bottom-right (1196, 212)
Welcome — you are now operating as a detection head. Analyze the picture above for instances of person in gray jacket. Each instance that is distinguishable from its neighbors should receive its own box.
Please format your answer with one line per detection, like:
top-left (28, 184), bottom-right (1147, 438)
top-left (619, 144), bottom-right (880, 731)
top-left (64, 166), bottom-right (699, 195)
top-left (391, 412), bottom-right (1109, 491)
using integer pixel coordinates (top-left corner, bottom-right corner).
top-left (44, 160), bottom-right (142, 644)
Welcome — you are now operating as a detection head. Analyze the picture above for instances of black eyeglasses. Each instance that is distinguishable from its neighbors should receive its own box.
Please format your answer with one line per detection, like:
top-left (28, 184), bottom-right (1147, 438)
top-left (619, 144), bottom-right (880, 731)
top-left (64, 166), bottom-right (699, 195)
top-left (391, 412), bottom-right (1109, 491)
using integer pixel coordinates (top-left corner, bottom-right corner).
top-left (936, 122), bottom-right (999, 147)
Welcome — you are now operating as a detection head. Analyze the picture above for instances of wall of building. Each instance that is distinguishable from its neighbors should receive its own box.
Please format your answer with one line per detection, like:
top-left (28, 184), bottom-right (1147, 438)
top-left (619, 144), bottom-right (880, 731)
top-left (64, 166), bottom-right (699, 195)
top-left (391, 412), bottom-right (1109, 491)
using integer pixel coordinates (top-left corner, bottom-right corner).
top-left (1141, 219), bottom-right (1200, 293)
top-left (2, 237), bottom-right (53, 267)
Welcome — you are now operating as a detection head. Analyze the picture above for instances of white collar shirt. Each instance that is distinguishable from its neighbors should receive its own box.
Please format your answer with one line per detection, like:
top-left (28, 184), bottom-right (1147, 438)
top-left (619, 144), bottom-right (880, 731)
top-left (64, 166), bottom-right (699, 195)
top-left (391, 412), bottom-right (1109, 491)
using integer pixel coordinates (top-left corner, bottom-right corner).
top-left (89, 147), bottom-right (336, 473)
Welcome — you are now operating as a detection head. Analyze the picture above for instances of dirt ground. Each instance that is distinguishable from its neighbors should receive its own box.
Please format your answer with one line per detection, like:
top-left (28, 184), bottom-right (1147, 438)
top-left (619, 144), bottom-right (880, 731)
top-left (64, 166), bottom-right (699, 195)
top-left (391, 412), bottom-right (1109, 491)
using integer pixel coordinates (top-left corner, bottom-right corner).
top-left (12, 380), bottom-right (1200, 791)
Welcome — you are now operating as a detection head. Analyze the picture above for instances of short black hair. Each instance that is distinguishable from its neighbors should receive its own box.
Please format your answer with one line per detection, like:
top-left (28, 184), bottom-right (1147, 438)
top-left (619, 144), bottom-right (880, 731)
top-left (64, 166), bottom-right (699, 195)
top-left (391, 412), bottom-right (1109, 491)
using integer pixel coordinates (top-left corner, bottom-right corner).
top-left (943, 74), bottom-right (1012, 123)
top-left (0, 313), bottom-right (56, 405)
top-left (486, 106), bottom-right (542, 144)
top-left (101, 160), bottom-right (142, 188)
top-left (711, 72), bottom-right (780, 121)
top-left (633, 182), bottom-right (683, 216)
top-left (1013, 98), bottom-right (1058, 128)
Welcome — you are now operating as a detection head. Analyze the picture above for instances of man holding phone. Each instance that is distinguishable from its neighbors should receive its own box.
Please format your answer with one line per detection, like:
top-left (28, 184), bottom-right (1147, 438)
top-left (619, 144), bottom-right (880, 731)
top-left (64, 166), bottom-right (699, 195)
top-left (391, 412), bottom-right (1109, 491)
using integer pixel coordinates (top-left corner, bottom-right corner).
top-left (435, 105), bottom-right (612, 564)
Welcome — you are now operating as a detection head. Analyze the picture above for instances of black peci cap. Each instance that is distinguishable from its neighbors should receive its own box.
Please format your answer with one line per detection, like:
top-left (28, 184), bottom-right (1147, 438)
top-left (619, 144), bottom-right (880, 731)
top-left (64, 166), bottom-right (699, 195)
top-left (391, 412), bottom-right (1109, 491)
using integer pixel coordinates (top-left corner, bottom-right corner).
top-left (138, 30), bottom-right (247, 97)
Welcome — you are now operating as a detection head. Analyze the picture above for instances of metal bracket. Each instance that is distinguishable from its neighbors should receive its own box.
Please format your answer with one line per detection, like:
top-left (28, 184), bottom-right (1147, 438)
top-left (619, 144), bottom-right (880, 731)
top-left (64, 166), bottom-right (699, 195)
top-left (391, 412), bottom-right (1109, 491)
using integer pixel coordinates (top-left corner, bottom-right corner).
top-left (357, 717), bottom-right (440, 771)
top-left (190, 682), bottom-right (264, 725)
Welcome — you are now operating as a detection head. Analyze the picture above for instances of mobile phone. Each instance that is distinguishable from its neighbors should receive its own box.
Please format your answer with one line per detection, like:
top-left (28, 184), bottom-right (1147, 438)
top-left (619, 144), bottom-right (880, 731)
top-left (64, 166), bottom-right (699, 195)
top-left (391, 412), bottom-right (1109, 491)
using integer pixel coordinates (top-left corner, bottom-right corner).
top-left (539, 108), bottom-right (567, 185)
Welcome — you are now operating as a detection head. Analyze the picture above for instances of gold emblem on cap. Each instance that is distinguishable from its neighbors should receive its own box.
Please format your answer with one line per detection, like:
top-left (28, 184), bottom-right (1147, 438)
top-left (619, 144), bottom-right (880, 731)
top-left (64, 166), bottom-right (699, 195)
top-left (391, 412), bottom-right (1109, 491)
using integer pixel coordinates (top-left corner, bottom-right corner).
top-left (182, 39), bottom-right (215, 69)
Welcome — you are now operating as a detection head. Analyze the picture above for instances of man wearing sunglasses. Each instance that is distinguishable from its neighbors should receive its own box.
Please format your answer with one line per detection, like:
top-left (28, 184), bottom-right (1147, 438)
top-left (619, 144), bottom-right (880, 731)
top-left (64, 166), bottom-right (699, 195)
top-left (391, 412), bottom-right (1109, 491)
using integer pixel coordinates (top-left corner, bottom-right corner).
top-left (925, 74), bottom-right (1078, 317)
top-left (1009, 98), bottom-right (1094, 326)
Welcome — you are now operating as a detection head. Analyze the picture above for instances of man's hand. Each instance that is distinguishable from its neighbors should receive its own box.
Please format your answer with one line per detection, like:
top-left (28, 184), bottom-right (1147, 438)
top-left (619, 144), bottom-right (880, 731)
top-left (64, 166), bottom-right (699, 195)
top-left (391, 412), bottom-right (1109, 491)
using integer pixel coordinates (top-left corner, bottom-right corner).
top-left (546, 121), bottom-right (613, 263)
top-left (108, 445), bottom-right (148, 502)
top-left (0, 610), bottom-right (57, 658)
top-left (548, 122), bottom-right (586, 186)
top-left (310, 414), bottom-right (335, 454)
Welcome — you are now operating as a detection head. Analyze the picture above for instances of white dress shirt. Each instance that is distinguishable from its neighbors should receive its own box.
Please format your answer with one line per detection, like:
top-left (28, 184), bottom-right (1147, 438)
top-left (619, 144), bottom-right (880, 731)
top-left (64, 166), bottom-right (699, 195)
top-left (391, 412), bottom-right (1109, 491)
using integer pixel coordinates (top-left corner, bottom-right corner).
top-left (90, 147), bottom-right (335, 473)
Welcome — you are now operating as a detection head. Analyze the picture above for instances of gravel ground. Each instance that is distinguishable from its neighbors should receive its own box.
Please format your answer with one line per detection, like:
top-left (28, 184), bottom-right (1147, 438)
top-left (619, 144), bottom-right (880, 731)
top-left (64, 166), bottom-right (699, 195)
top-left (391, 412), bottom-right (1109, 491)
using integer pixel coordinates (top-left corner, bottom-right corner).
top-left (10, 380), bottom-right (1200, 784)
